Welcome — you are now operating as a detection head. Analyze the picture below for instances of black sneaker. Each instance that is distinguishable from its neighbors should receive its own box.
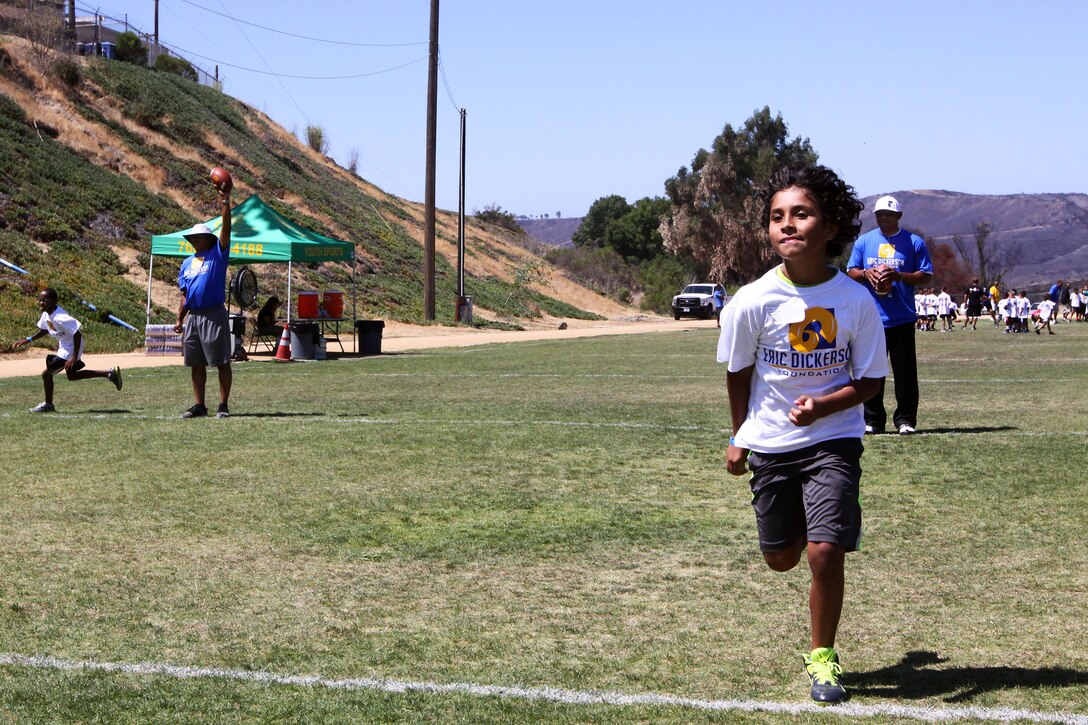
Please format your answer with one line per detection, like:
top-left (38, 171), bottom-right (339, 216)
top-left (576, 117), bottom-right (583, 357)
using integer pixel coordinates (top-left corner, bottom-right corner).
top-left (108, 366), bottom-right (123, 391)
top-left (181, 404), bottom-right (208, 419)
top-left (216, 403), bottom-right (230, 419)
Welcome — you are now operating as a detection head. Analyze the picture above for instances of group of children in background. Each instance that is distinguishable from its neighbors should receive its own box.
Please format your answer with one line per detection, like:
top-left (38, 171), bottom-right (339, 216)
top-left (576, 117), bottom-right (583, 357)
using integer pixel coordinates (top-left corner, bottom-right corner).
top-left (914, 284), bottom-right (1088, 335)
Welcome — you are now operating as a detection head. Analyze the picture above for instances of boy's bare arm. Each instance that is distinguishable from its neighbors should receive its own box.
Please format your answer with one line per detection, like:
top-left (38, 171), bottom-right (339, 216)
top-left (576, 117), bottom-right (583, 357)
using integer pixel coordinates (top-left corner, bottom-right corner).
top-left (789, 377), bottom-right (883, 427)
top-left (725, 366), bottom-right (754, 475)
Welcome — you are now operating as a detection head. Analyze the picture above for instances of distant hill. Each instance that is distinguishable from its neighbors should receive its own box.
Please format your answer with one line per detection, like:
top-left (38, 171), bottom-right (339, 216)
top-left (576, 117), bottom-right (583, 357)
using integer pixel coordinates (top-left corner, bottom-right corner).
top-left (0, 34), bottom-right (625, 351)
top-left (857, 190), bottom-right (1088, 288)
top-left (517, 217), bottom-right (581, 247)
top-left (518, 191), bottom-right (1088, 289)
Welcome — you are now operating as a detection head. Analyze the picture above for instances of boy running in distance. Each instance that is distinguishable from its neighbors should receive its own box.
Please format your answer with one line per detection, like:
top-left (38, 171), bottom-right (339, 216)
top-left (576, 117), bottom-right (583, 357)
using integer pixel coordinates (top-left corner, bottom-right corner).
top-left (718, 166), bottom-right (887, 705)
top-left (9, 288), bottom-right (122, 412)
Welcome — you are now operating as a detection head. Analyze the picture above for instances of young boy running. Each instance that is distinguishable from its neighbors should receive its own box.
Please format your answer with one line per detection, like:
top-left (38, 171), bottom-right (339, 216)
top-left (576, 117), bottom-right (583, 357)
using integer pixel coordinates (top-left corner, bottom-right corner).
top-left (1035, 297), bottom-right (1056, 335)
top-left (9, 288), bottom-right (122, 412)
top-left (718, 166), bottom-right (887, 705)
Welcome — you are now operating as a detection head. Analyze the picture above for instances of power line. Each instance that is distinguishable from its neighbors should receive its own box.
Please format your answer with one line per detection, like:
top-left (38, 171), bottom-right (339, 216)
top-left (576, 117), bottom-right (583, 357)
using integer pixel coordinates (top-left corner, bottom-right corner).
top-left (438, 52), bottom-right (459, 112)
top-left (162, 40), bottom-right (427, 80)
top-left (173, 0), bottom-right (426, 48)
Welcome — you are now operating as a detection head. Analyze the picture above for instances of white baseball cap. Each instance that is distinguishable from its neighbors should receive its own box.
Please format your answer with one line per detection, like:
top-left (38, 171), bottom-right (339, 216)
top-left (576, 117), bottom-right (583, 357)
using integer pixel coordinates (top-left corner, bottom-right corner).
top-left (874, 195), bottom-right (901, 214)
top-left (183, 223), bottom-right (217, 241)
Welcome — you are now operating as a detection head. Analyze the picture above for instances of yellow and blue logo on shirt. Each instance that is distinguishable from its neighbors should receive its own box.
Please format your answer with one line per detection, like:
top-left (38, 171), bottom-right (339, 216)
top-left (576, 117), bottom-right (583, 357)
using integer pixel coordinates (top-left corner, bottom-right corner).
top-left (788, 307), bottom-right (837, 353)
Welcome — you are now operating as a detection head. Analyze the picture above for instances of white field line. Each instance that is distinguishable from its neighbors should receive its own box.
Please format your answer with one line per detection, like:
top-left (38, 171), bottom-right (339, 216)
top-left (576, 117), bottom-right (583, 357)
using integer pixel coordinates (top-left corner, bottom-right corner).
top-left (0, 653), bottom-right (1084, 724)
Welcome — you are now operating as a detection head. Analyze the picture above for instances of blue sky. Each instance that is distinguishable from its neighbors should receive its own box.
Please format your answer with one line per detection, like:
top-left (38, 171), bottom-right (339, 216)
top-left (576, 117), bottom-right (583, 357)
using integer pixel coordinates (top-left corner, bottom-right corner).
top-left (89, 1), bottom-right (1086, 218)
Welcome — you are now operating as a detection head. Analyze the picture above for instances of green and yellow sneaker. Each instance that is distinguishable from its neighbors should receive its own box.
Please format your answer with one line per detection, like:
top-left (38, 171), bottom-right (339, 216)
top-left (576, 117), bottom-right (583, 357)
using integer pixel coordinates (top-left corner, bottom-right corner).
top-left (802, 647), bottom-right (847, 704)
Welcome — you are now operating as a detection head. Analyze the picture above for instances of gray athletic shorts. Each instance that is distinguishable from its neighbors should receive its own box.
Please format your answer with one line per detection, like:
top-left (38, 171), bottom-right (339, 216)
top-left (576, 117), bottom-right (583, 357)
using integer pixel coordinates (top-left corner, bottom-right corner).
top-left (747, 438), bottom-right (863, 552)
top-left (183, 305), bottom-right (231, 367)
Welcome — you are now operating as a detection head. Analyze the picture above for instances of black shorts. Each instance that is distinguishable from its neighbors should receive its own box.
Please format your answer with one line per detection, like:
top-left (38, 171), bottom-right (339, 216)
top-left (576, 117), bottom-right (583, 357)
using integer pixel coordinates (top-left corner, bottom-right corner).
top-left (45, 354), bottom-right (85, 375)
top-left (747, 438), bottom-right (863, 552)
top-left (967, 305), bottom-right (982, 317)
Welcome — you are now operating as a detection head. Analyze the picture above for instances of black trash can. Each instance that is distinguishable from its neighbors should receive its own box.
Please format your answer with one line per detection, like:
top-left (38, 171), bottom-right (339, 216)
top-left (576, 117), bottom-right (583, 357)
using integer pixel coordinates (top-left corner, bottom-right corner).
top-left (355, 320), bottom-right (385, 356)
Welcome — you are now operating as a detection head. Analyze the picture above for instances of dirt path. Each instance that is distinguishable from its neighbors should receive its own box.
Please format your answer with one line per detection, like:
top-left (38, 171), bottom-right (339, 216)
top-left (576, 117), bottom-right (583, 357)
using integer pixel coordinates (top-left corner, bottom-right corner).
top-left (0, 318), bottom-right (717, 379)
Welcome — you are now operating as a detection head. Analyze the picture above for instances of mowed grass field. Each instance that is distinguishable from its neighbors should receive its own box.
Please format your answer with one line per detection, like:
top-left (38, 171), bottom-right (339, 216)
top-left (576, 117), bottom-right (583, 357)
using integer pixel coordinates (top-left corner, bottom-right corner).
top-left (1, 322), bottom-right (1086, 724)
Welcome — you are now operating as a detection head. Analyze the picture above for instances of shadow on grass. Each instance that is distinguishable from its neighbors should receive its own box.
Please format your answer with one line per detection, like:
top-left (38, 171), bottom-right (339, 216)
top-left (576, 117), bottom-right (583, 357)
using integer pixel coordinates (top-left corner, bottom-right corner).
top-left (917, 425), bottom-right (1019, 435)
top-left (872, 425), bottom-right (1019, 435)
top-left (86, 409), bottom-right (134, 414)
top-left (852, 651), bottom-right (1088, 703)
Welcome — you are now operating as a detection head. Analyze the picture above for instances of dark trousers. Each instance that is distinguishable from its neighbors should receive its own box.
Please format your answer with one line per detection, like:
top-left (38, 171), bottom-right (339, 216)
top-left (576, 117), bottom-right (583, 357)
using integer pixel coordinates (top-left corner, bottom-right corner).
top-left (864, 321), bottom-right (918, 431)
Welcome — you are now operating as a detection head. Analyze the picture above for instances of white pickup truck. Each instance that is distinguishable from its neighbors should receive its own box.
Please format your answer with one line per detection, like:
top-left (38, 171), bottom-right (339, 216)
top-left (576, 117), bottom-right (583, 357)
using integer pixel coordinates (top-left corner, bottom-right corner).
top-left (671, 283), bottom-right (728, 320)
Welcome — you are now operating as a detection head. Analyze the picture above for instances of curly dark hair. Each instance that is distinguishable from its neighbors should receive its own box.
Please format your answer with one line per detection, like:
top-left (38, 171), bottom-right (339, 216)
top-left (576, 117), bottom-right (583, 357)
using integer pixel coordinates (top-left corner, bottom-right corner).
top-left (760, 165), bottom-right (863, 258)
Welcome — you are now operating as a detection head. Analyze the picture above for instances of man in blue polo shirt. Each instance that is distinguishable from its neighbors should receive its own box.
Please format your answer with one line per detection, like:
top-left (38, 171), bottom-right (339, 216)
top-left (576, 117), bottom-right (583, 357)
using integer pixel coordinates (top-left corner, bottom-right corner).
top-left (174, 182), bottom-right (234, 419)
top-left (847, 195), bottom-right (933, 435)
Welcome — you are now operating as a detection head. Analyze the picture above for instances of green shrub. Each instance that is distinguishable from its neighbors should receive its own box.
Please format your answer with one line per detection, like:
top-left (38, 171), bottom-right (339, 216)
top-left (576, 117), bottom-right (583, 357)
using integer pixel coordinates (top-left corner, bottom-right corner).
top-left (544, 245), bottom-right (636, 298)
top-left (153, 54), bottom-right (197, 82)
top-left (114, 32), bottom-right (148, 66)
top-left (638, 255), bottom-right (695, 314)
top-left (305, 125), bottom-right (328, 154)
top-left (0, 92), bottom-right (26, 122)
top-left (52, 58), bottom-right (81, 87)
top-left (474, 204), bottom-right (523, 235)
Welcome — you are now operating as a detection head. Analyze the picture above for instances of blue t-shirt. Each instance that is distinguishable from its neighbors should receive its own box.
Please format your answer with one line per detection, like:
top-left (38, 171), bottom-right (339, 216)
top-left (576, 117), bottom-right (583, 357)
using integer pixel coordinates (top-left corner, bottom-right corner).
top-left (848, 228), bottom-right (933, 328)
top-left (178, 240), bottom-right (229, 310)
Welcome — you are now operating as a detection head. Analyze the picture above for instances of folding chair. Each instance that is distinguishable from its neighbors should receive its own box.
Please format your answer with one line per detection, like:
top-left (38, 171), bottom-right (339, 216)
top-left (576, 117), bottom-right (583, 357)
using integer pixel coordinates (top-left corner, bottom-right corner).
top-left (248, 320), bottom-right (279, 353)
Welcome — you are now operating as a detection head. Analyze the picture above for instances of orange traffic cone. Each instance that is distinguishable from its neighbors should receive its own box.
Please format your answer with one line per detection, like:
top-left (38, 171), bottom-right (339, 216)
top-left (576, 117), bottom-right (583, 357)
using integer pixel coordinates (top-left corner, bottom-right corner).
top-left (273, 324), bottom-right (292, 362)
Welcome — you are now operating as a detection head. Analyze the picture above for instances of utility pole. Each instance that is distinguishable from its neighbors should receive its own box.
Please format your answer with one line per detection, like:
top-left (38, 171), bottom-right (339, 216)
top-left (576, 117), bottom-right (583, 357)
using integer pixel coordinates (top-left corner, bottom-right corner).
top-left (154, 0), bottom-right (159, 45)
top-left (423, 0), bottom-right (438, 321)
top-left (456, 108), bottom-right (471, 323)
top-left (67, 0), bottom-right (75, 51)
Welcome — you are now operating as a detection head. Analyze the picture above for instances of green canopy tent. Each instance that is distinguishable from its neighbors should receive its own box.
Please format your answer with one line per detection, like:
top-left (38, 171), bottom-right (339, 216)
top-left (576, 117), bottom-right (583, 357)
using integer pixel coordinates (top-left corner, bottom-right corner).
top-left (147, 194), bottom-right (357, 348)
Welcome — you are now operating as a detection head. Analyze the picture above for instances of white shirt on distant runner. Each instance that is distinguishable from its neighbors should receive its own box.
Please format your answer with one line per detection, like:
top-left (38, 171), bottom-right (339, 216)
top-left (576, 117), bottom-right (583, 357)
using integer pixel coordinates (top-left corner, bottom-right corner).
top-left (1038, 299), bottom-right (1056, 322)
top-left (37, 304), bottom-right (83, 360)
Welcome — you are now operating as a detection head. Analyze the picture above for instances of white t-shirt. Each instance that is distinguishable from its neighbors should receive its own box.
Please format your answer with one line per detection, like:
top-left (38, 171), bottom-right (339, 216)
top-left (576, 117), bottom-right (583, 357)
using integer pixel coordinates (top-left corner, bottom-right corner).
top-left (717, 267), bottom-right (889, 454)
top-left (1016, 297), bottom-right (1031, 317)
top-left (998, 298), bottom-right (1011, 318)
top-left (1070, 291), bottom-right (1081, 308)
top-left (37, 305), bottom-right (83, 360)
top-left (1038, 299), bottom-right (1056, 321)
top-left (937, 292), bottom-right (952, 315)
top-left (925, 293), bottom-right (938, 316)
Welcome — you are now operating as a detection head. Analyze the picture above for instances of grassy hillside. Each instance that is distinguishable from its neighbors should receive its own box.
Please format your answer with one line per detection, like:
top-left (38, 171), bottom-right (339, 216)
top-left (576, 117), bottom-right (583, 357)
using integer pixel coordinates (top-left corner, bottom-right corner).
top-left (0, 36), bottom-right (618, 352)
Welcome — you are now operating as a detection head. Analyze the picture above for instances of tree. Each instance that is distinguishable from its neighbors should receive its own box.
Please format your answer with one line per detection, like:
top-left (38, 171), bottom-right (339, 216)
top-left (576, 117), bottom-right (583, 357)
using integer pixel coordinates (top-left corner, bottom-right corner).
top-left (115, 32), bottom-right (148, 66)
top-left (928, 240), bottom-right (973, 293)
top-left (603, 196), bottom-right (671, 262)
top-left (952, 221), bottom-right (1017, 285)
top-left (660, 107), bottom-right (817, 283)
top-left (572, 195), bottom-right (630, 248)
